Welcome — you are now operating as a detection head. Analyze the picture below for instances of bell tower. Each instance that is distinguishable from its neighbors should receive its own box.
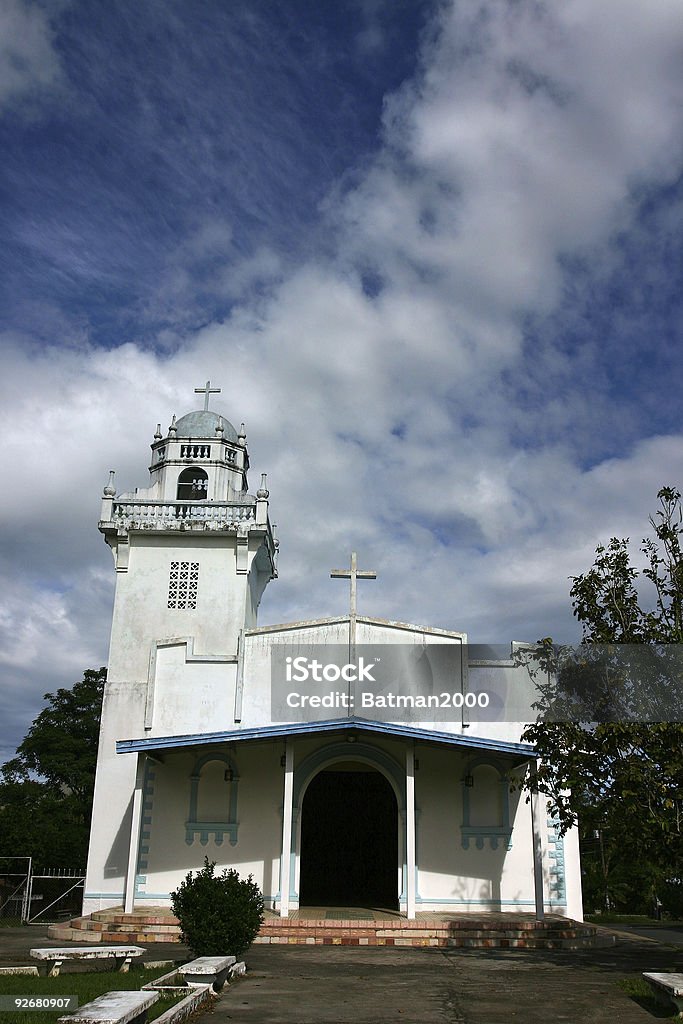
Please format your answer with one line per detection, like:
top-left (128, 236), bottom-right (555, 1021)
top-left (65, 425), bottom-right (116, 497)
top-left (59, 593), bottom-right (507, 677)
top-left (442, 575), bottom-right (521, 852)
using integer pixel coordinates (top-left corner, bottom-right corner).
top-left (98, 382), bottom-right (277, 673)
top-left (143, 380), bottom-right (252, 504)
top-left (85, 384), bottom-right (277, 912)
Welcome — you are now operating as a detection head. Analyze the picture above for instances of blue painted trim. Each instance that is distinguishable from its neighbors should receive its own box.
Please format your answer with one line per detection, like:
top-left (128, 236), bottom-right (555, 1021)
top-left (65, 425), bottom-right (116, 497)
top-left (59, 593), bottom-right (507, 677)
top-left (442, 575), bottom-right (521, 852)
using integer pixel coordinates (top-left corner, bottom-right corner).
top-left (547, 815), bottom-right (566, 902)
top-left (414, 897), bottom-right (568, 906)
top-left (134, 761), bottom-right (156, 896)
top-left (186, 751), bottom-right (240, 847)
top-left (82, 892), bottom-right (564, 907)
top-left (117, 717), bottom-right (535, 757)
top-left (460, 826), bottom-right (512, 850)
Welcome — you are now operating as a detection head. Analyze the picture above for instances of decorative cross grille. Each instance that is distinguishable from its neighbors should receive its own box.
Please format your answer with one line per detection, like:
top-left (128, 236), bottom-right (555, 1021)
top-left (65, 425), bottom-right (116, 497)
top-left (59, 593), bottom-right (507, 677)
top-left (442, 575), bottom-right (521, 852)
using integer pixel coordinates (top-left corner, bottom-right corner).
top-left (168, 561), bottom-right (200, 609)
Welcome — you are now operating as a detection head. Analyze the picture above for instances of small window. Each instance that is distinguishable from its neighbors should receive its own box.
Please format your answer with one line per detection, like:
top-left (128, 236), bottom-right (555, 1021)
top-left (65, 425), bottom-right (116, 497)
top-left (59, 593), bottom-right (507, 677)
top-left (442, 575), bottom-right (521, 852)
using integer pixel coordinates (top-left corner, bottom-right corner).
top-left (168, 561), bottom-right (199, 609)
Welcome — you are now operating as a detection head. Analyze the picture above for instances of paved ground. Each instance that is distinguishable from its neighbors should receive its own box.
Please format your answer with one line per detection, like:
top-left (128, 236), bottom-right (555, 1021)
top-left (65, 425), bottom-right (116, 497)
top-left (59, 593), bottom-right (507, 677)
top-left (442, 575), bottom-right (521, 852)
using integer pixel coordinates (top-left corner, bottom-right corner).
top-left (1, 925), bottom-right (682, 1022)
top-left (215, 940), bottom-right (683, 1024)
top-left (616, 924), bottom-right (683, 947)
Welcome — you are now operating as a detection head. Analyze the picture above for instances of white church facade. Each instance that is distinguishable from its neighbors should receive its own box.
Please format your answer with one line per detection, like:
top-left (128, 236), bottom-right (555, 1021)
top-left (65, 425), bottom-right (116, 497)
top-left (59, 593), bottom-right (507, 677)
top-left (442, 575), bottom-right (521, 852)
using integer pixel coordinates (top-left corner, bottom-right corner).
top-left (84, 385), bottom-right (583, 921)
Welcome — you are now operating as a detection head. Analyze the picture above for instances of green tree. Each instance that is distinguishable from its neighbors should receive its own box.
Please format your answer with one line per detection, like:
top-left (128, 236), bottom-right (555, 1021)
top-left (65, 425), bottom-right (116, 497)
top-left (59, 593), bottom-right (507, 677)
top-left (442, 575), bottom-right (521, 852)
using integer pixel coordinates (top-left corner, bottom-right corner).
top-left (522, 488), bottom-right (683, 914)
top-left (0, 668), bottom-right (105, 868)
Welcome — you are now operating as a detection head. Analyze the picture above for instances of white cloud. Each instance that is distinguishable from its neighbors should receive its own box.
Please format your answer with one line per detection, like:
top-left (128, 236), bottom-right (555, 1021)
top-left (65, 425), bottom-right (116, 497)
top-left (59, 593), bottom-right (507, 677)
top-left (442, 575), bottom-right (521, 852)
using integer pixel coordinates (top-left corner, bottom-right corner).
top-left (0, 0), bottom-right (63, 108)
top-left (341, 0), bottom-right (683, 327)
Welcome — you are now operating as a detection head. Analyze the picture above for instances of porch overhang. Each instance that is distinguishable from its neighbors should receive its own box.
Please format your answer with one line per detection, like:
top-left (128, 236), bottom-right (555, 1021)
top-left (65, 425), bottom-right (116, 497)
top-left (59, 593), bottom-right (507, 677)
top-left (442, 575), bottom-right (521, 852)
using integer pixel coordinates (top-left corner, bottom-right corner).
top-left (116, 716), bottom-right (535, 760)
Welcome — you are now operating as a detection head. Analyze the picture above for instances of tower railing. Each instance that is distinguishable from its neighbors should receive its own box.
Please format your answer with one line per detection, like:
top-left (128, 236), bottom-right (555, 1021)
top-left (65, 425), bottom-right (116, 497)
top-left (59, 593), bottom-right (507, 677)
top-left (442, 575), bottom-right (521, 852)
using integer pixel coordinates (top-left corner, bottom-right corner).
top-left (108, 499), bottom-right (256, 527)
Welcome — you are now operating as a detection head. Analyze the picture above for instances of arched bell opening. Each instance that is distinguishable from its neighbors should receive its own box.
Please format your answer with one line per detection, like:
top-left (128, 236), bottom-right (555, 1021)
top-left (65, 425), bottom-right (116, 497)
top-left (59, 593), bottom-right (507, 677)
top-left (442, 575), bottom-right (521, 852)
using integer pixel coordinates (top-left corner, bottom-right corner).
top-left (177, 467), bottom-right (208, 502)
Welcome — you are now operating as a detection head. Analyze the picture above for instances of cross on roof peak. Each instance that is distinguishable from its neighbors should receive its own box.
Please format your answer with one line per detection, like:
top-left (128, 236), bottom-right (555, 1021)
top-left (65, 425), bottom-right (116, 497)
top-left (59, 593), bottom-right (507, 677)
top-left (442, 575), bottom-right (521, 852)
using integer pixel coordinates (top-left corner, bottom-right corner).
top-left (330, 552), bottom-right (377, 649)
top-left (194, 380), bottom-right (221, 411)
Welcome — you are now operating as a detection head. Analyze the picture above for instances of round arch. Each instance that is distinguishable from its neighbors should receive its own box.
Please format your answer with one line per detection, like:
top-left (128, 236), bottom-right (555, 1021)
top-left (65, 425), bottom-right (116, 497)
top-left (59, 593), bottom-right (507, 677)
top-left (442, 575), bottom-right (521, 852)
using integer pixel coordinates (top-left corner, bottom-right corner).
top-left (293, 741), bottom-right (405, 811)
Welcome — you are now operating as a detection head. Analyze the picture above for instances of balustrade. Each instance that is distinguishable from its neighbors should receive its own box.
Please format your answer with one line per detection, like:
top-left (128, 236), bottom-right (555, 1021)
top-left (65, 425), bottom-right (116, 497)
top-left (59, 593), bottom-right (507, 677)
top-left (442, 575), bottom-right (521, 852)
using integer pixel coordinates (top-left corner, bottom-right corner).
top-left (180, 443), bottom-right (211, 458)
top-left (110, 500), bottom-right (255, 527)
top-left (173, 444), bottom-right (236, 462)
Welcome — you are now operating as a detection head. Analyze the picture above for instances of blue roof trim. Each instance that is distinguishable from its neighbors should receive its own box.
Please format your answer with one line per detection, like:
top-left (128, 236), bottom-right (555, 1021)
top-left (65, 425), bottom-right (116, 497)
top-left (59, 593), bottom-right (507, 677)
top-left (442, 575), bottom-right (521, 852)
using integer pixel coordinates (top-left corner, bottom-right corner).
top-left (116, 717), bottom-right (535, 758)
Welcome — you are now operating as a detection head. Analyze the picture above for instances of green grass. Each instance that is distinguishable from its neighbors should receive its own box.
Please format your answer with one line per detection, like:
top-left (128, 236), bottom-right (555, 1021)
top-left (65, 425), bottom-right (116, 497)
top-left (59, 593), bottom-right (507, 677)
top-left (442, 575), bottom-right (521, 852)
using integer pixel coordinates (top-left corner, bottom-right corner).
top-left (618, 976), bottom-right (680, 1019)
top-left (0, 966), bottom-right (188, 1024)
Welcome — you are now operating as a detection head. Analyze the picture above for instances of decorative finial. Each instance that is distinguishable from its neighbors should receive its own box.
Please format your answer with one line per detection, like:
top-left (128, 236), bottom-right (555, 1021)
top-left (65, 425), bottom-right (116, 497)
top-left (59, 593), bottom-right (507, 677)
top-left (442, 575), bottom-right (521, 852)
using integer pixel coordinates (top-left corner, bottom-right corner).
top-left (103, 470), bottom-right (116, 497)
top-left (215, 416), bottom-right (224, 435)
top-left (257, 473), bottom-right (269, 499)
top-left (238, 422), bottom-right (247, 446)
top-left (168, 414), bottom-right (177, 436)
top-left (154, 423), bottom-right (162, 440)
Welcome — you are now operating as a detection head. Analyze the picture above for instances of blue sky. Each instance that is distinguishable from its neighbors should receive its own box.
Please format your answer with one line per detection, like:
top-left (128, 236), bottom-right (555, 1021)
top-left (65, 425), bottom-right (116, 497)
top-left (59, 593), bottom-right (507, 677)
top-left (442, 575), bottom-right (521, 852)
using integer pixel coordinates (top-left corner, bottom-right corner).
top-left (2, 0), bottom-right (683, 762)
top-left (1, 1), bottom-right (428, 345)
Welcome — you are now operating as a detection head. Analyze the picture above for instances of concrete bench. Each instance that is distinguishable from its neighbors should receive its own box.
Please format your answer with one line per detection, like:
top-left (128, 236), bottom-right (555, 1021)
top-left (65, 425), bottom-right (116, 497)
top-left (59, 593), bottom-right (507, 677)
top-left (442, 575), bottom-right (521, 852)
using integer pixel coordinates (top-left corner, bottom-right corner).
top-left (179, 956), bottom-right (236, 990)
top-left (57, 990), bottom-right (158, 1024)
top-left (30, 947), bottom-right (146, 978)
top-left (643, 972), bottom-right (683, 1016)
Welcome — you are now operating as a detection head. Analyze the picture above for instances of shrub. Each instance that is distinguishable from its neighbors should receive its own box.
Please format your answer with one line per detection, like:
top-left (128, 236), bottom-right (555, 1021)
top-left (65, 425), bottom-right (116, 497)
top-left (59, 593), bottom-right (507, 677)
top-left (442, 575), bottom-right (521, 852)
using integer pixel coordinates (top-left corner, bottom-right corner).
top-left (170, 858), bottom-right (264, 956)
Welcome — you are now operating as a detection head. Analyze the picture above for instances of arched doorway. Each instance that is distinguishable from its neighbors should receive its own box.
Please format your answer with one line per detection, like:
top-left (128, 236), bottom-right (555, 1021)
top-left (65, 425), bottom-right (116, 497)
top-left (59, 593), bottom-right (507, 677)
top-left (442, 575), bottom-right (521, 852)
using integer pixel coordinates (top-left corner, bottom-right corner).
top-left (298, 764), bottom-right (398, 909)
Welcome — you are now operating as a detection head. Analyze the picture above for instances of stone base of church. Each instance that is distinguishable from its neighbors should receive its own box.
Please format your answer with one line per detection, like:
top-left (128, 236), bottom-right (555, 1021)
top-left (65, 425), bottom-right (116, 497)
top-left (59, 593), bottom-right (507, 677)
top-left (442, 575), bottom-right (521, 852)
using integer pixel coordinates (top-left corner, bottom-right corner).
top-left (48, 907), bottom-right (608, 950)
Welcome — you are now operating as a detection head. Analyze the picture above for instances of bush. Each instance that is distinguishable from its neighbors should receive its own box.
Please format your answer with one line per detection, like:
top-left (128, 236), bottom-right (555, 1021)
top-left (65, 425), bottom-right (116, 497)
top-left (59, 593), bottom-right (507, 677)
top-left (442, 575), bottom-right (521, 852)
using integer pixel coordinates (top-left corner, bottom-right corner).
top-left (170, 858), bottom-right (264, 956)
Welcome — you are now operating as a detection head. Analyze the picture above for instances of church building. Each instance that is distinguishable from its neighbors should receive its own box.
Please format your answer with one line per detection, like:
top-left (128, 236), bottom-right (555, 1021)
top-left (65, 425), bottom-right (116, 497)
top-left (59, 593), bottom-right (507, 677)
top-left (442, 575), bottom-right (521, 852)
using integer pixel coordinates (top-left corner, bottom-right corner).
top-left (84, 385), bottom-right (583, 921)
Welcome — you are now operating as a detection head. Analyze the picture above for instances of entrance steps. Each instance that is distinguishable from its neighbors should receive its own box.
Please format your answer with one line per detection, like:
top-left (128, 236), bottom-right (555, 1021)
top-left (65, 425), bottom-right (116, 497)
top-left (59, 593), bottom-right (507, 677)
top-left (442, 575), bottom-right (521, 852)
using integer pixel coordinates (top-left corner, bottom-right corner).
top-left (47, 909), bottom-right (180, 944)
top-left (47, 908), bottom-right (607, 950)
top-left (256, 911), bottom-right (604, 948)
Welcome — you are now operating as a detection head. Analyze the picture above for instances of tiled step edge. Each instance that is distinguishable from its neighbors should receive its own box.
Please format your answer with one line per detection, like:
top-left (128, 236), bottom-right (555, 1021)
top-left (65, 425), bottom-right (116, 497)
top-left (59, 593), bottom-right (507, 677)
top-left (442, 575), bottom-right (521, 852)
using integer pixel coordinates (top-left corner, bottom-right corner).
top-left (253, 934), bottom-right (603, 948)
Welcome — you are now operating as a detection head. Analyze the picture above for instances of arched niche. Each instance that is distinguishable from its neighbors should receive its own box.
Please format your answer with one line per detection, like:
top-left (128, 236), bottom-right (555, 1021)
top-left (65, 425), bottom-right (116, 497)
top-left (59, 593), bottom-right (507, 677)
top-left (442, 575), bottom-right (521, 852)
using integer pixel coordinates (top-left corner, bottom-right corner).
top-left (185, 752), bottom-right (239, 846)
top-left (460, 756), bottom-right (512, 851)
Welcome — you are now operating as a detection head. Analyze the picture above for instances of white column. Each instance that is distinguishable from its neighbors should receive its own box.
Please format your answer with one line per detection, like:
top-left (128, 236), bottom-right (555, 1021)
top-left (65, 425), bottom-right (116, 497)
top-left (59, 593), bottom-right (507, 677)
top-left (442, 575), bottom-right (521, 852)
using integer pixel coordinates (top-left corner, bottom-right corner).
top-left (405, 747), bottom-right (416, 919)
top-left (530, 763), bottom-right (545, 921)
top-left (279, 743), bottom-right (294, 918)
top-left (123, 754), bottom-right (145, 914)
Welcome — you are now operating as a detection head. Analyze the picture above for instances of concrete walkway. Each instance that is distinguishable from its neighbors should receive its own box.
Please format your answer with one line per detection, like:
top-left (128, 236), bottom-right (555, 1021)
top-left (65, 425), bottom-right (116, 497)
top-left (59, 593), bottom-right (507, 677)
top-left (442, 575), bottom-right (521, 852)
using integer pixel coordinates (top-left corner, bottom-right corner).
top-left (1, 924), bottom-right (682, 1022)
top-left (213, 940), bottom-right (682, 1023)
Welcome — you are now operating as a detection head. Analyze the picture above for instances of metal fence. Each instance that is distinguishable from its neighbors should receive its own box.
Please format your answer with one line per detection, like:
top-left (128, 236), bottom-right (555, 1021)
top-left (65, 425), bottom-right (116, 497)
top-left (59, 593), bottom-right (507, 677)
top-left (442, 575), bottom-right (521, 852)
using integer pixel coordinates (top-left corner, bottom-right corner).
top-left (0, 860), bottom-right (84, 924)
top-left (0, 857), bottom-right (31, 923)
